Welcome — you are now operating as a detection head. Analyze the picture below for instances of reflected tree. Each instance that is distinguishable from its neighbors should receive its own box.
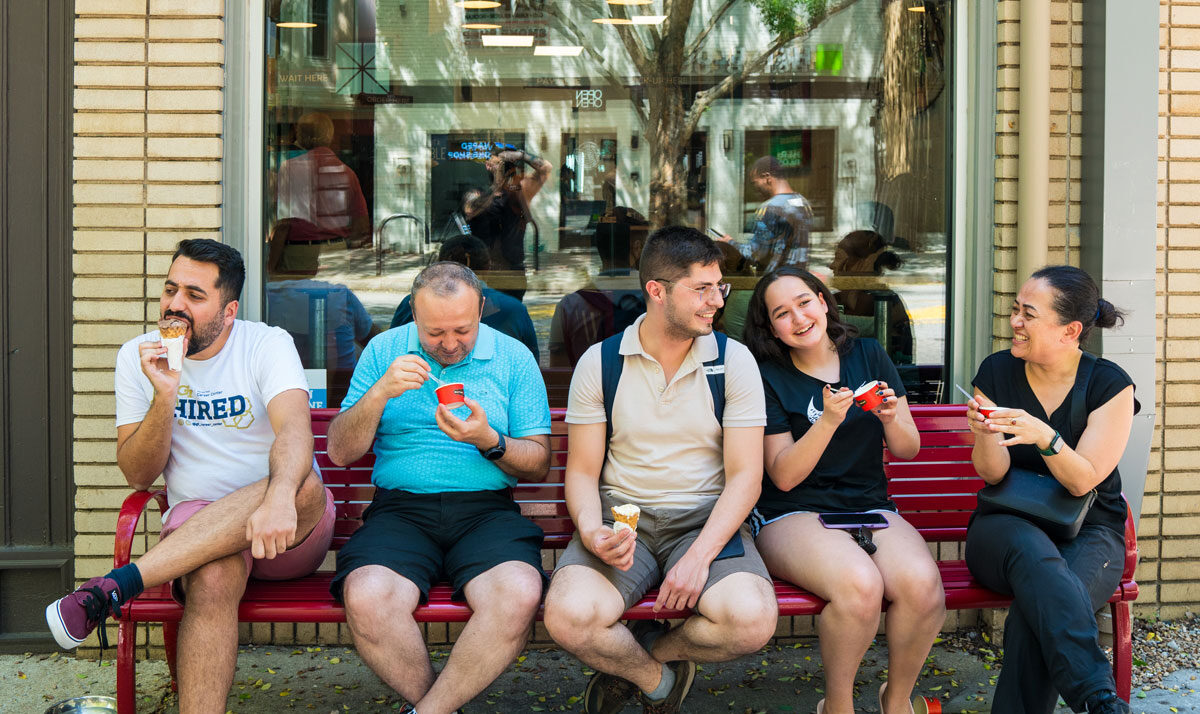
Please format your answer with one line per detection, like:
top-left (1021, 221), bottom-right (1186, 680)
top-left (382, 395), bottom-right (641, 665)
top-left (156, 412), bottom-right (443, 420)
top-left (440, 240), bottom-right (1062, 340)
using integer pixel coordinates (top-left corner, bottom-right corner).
top-left (545, 0), bottom-right (856, 227)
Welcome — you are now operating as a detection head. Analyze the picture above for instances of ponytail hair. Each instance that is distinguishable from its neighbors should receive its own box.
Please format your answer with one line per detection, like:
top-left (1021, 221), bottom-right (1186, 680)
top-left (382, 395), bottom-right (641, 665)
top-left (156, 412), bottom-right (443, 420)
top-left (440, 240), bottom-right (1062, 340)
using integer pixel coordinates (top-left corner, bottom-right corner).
top-left (1030, 265), bottom-right (1126, 342)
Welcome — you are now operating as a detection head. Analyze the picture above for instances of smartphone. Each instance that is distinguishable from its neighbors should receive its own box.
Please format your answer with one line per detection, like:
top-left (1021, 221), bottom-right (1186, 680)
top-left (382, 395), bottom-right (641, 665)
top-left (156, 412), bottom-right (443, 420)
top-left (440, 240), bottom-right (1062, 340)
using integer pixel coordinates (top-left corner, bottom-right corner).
top-left (707, 227), bottom-right (724, 239)
top-left (713, 533), bottom-right (745, 561)
top-left (818, 512), bottom-right (890, 530)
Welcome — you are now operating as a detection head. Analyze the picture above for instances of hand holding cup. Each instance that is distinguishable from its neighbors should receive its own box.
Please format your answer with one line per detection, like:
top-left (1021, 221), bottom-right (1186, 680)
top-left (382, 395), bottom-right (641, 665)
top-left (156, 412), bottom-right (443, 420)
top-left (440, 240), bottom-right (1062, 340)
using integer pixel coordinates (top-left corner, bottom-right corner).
top-left (866, 381), bottom-right (900, 422)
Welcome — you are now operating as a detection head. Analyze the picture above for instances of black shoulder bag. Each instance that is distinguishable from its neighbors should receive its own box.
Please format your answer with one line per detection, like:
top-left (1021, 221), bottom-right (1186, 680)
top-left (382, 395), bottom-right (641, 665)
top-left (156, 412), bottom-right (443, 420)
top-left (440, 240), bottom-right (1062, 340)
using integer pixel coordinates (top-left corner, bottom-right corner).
top-left (974, 352), bottom-right (1098, 541)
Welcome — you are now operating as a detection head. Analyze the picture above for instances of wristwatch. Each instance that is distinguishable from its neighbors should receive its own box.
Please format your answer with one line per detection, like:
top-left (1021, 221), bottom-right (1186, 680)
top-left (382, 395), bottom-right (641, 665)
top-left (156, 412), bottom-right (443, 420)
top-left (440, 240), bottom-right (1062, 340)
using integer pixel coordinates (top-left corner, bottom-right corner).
top-left (1038, 431), bottom-right (1065, 456)
top-left (481, 432), bottom-right (507, 461)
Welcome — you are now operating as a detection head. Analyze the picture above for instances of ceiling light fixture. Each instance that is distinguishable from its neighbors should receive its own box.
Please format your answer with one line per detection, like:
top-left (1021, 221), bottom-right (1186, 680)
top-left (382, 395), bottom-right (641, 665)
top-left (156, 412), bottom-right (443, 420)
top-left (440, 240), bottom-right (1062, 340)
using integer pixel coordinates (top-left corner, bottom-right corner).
top-left (481, 34), bottom-right (535, 47)
top-left (606, 0), bottom-right (654, 5)
top-left (593, 17), bottom-right (633, 24)
top-left (277, 21), bottom-right (318, 28)
top-left (907, 1), bottom-right (926, 11)
top-left (463, 22), bottom-right (502, 29)
top-left (631, 15), bottom-right (666, 24)
top-left (457, 0), bottom-right (502, 8)
top-left (534, 45), bottom-right (584, 56)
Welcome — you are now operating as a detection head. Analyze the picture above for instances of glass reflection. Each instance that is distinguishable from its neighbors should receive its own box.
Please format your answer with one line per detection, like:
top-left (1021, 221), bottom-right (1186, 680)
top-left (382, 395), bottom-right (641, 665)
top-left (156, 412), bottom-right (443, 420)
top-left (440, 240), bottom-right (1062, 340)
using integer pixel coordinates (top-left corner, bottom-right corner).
top-left (265, 0), bottom-right (953, 406)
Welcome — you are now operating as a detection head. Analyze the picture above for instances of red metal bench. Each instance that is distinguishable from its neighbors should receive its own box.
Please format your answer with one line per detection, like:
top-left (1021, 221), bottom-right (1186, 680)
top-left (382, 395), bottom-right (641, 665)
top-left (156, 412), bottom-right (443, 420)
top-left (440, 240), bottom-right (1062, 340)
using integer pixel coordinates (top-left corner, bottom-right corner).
top-left (111, 404), bottom-right (1139, 712)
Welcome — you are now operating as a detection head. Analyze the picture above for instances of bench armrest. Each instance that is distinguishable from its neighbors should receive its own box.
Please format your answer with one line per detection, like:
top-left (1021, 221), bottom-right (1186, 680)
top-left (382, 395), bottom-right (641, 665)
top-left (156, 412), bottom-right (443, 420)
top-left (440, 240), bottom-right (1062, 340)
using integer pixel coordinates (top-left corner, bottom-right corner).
top-left (114, 490), bottom-right (169, 568)
top-left (1121, 500), bottom-right (1139, 582)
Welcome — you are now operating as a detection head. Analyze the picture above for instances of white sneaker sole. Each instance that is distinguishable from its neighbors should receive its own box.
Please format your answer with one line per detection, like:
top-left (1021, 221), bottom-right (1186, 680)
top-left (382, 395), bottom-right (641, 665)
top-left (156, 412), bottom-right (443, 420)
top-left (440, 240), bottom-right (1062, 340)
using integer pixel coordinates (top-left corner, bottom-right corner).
top-left (45, 601), bottom-right (85, 650)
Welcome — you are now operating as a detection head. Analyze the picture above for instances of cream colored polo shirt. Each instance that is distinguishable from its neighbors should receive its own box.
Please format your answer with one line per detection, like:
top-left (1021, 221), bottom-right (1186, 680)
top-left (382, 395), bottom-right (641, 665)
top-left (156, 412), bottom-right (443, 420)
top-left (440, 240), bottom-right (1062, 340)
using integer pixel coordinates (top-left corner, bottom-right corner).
top-left (566, 314), bottom-right (766, 509)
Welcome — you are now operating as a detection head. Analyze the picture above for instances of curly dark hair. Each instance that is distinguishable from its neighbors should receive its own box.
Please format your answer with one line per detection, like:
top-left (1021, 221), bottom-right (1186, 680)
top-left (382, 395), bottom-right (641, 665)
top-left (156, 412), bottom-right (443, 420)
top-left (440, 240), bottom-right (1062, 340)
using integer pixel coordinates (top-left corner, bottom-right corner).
top-left (743, 266), bottom-right (857, 365)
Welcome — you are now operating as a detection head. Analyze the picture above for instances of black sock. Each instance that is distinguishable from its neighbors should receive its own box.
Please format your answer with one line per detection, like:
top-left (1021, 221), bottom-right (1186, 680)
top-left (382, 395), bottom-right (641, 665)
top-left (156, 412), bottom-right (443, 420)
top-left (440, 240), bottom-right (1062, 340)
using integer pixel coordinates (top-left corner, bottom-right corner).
top-left (105, 564), bottom-right (144, 605)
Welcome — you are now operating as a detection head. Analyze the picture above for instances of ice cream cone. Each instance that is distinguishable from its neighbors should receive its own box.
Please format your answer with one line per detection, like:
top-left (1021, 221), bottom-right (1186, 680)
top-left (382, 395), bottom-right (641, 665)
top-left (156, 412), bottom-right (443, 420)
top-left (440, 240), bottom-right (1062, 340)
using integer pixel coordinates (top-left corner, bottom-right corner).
top-left (158, 318), bottom-right (187, 371)
top-left (611, 504), bottom-right (640, 534)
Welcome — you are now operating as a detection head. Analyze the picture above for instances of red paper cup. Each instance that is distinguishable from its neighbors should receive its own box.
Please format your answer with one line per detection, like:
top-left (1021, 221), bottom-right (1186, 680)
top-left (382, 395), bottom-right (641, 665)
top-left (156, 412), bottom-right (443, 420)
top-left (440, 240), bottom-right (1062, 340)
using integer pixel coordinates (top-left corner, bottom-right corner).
top-left (853, 380), bottom-right (885, 412)
top-left (435, 382), bottom-right (465, 410)
top-left (913, 695), bottom-right (941, 714)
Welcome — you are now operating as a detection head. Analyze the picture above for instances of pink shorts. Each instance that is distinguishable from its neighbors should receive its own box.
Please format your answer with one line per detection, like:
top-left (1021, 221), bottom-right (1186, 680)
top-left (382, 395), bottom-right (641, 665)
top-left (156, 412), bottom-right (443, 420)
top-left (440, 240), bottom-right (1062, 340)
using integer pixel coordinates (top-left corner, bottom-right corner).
top-left (161, 487), bottom-right (336, 604)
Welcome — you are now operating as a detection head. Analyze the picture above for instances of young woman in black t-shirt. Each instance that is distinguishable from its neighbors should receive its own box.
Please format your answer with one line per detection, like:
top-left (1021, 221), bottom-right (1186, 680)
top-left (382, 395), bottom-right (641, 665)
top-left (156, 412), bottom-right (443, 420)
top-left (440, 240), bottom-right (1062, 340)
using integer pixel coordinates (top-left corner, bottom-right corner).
top-left (964, 266), bottom-right (1136, 714)
top-left (742, 267), bottom-right (944, 714)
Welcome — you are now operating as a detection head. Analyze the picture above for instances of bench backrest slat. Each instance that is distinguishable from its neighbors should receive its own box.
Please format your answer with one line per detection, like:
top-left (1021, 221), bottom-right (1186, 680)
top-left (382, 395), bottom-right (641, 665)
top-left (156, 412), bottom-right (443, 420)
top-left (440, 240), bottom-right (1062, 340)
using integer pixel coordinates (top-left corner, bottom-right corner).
top-left (315, 405), bottom-right (982, 549)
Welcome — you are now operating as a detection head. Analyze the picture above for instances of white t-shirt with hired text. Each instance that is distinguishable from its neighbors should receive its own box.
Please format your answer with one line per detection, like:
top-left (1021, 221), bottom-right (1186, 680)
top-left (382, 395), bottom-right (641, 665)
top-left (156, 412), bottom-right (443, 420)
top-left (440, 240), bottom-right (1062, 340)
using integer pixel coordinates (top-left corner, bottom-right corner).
top-left (115, 320), bottom-right (310, 511)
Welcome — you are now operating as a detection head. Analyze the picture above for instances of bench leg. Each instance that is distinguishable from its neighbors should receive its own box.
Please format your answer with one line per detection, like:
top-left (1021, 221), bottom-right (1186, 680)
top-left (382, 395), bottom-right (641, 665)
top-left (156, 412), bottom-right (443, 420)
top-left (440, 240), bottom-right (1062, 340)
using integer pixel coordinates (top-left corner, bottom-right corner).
top-left (164, 620), bottom-right (180, 692)
top-left (1111, 600), bottom-right (1132, 701)
top-left (117, 620), bottom-right (136, 714)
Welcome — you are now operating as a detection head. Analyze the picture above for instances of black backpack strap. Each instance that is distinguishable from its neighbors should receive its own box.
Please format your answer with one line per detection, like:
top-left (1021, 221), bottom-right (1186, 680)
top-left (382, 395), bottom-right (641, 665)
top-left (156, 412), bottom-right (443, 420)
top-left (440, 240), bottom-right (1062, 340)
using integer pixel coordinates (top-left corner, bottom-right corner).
top-left (703, 332), bottom-right (729, 426)
top-left (1068, 351), bottom-right (1098, 442)
top-left (600, 333), bottom-right (625, 446)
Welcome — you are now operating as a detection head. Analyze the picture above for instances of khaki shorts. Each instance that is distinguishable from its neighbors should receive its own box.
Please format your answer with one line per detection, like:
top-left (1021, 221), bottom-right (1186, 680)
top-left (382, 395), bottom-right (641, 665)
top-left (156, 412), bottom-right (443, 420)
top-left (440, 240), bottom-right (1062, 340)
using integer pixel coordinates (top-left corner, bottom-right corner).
top-left (554, 492), bottom-right (771, 610)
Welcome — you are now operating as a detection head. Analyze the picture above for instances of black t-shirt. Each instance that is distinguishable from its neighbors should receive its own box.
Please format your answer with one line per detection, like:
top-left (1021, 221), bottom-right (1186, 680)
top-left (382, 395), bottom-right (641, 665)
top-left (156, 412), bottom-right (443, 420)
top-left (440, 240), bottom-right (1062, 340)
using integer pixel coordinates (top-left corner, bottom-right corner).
top-left (972, 350), bottom-right (1135, 536)
top-left (757, 338), bottom-right (905, 517)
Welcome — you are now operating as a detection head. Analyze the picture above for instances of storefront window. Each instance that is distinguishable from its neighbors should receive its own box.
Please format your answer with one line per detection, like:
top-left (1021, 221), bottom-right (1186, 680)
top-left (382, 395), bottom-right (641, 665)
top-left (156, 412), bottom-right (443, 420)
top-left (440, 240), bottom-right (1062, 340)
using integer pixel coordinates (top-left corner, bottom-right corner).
top-left (263, 0), bottom-right (953, 407)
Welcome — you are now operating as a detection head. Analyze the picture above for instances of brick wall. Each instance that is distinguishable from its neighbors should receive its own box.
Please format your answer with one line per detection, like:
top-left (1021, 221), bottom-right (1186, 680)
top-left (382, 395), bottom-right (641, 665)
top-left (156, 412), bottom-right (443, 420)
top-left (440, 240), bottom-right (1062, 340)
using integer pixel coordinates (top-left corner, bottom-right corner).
top-left (992, 0), bottom-right (1084, 344)
top-left (1147, 0), bottom-right (1200, 619)
top-left (73, 0), bottom-right (224, 656)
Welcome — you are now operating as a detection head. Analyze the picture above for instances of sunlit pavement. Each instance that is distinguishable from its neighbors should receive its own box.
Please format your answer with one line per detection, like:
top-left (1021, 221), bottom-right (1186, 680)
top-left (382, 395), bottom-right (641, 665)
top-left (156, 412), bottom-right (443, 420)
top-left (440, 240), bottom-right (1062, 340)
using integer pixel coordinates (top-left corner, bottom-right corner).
top-left (7, 641), bottom-right (1196, 713)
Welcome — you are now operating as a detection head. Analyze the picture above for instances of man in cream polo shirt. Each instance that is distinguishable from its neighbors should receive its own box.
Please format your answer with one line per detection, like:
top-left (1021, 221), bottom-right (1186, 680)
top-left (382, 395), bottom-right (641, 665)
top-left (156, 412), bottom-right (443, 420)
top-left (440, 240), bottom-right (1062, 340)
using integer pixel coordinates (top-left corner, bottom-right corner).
top-left (543, 226), bottom-right (778, 714)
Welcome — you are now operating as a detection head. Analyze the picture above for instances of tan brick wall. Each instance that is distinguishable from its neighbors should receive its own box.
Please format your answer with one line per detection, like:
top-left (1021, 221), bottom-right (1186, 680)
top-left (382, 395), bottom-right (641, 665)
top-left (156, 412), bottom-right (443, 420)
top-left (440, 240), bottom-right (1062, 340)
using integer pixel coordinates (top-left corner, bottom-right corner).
top-left (992, 0), bottom-right (1084, 345)
top-left (1147, 0), bottom-right (1200, 620)
top-left (72, 0), bottom-right (226, 656)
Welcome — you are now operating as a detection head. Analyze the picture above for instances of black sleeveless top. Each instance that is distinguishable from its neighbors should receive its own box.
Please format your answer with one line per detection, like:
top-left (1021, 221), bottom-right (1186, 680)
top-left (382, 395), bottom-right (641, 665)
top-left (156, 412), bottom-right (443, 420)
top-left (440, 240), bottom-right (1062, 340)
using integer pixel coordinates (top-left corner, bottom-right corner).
top-left (972, 350), bottom-right (1135, 535)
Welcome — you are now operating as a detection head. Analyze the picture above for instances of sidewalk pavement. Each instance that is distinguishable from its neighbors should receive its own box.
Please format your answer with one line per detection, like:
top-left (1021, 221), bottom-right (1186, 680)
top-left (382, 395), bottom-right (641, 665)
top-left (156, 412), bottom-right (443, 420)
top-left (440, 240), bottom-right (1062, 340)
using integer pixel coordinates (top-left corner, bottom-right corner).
top-left (6, 640), bottom-right (1198, 714)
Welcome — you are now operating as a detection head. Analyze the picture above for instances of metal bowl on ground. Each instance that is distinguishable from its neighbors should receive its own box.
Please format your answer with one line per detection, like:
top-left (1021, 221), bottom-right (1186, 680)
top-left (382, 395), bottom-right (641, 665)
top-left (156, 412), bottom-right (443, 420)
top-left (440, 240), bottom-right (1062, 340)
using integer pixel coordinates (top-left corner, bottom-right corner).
top-left (44, 696), bottom-right (118, 714)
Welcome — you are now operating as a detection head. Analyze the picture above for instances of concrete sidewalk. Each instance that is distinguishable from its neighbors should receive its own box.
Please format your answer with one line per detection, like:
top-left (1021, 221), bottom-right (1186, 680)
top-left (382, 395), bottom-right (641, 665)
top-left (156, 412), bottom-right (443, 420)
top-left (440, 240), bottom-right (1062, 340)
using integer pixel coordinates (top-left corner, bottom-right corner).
top-left (6, 641), bottom-right (1198, 713)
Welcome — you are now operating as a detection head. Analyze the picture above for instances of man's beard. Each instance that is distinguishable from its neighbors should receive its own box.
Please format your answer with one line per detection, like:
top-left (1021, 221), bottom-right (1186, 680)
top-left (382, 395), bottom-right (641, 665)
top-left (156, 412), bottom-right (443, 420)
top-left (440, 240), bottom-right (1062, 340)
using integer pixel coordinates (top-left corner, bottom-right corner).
top-left (181, 312), bottom-right (226, 355)
top-left (663, 301), bottom-right (711, 341)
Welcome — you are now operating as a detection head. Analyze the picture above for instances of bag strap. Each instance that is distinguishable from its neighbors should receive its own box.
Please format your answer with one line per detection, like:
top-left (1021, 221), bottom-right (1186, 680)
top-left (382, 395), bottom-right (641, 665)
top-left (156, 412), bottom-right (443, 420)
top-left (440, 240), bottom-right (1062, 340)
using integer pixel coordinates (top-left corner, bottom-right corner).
top-left (601, 330), bottom-right (729, 446)
top-left (704, 331), bottom-right (729, 426)
top-left (1068, 351), bottom-right (1097, 442)
top-left (600, 333), bottom-right (624, 445)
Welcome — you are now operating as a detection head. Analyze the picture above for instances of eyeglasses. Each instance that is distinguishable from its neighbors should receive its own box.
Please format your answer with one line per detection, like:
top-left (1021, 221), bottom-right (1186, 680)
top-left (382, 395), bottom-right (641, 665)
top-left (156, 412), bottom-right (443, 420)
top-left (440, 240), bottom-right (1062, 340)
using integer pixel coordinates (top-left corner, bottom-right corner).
top-left (653, 279), bottom-right (731, 300)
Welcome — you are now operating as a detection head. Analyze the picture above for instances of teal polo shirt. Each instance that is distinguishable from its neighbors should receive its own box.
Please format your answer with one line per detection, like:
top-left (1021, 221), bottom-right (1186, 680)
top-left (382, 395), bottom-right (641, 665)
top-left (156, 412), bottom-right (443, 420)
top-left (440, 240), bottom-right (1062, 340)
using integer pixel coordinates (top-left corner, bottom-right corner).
top-left (340, 322), bottom-right (551, 492)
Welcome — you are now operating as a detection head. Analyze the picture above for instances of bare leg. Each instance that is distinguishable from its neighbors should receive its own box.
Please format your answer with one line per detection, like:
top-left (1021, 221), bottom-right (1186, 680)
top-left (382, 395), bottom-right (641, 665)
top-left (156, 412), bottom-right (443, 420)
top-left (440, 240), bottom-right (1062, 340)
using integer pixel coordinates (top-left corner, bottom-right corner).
top-left (756, 514), bottom-right (885, 714)
top-left (175, 554), bottom-right (248, 714)
top-left (543, 565), bottom-right (663, 692)
top-left (415, 562), bottom-right (543, 714)
top-left (871, 514), bottom-right (946, 713)
top-left (342, 565), bottom-right (435, 704)
top-left (649, 572), bottom-right (777, 664)
top-left (135, 469), bottom-right (328, 587)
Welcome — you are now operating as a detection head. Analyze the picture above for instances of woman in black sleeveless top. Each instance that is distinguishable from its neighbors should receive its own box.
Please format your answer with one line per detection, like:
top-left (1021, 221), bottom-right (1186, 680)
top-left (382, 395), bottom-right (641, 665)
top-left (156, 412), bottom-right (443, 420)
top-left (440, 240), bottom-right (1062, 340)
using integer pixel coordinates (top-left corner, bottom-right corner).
top-left (965, 266), bottom-right (1136, 714)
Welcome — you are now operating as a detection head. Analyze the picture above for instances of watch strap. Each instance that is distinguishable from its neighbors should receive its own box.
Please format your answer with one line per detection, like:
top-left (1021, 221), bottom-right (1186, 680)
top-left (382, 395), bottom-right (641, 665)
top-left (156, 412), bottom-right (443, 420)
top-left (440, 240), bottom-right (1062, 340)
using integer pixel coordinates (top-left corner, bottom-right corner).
top-left (1038, 431), bottom-right (1062, 456)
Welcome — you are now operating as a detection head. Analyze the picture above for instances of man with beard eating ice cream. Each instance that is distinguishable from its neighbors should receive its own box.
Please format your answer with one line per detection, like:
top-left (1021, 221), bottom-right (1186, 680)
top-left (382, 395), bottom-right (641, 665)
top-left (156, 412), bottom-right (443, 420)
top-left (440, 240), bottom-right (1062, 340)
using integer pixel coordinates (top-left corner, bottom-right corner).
top-left (46, 239), bottom-right (336, 713)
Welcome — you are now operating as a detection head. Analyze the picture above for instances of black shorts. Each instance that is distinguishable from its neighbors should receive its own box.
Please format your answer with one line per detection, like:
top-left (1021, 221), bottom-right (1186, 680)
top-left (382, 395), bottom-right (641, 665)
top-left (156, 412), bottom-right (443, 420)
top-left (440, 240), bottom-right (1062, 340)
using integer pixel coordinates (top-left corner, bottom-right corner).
top-left (330, 488), bottom-right (546, 603)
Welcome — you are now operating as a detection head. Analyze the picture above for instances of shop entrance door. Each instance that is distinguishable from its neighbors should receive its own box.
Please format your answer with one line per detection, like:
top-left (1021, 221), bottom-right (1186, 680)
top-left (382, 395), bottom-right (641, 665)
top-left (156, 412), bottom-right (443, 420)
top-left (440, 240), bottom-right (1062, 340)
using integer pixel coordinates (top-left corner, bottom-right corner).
top-left (0, 0), bottom-right (74, 651)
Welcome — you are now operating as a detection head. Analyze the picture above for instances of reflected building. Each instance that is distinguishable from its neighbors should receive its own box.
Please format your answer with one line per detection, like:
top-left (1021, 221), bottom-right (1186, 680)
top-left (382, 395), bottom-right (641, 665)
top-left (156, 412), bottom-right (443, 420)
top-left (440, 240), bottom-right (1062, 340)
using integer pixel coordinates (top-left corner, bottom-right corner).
top-left (265, 0), bottom-right (953, 406)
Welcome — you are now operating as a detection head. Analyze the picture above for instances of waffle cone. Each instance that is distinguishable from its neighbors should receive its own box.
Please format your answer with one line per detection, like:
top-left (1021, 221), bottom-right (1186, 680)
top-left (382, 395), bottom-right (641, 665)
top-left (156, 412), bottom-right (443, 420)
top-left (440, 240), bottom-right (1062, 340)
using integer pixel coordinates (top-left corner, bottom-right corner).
top-left (611, 504), bottom-right (640, 534)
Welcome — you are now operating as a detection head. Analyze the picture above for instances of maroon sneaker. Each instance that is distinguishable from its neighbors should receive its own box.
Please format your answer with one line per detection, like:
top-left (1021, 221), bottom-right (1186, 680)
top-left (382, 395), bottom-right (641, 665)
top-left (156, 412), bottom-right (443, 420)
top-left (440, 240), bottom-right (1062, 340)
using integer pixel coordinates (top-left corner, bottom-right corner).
top-left (45, 576), bottom-right (122, 650)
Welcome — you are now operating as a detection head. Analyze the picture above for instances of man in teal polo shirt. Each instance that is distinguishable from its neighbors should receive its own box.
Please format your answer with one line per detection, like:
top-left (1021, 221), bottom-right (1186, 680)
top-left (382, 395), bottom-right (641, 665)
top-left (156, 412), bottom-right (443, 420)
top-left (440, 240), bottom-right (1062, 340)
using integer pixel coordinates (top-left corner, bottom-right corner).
top-left (326, 261), bottom-right (551, 714)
